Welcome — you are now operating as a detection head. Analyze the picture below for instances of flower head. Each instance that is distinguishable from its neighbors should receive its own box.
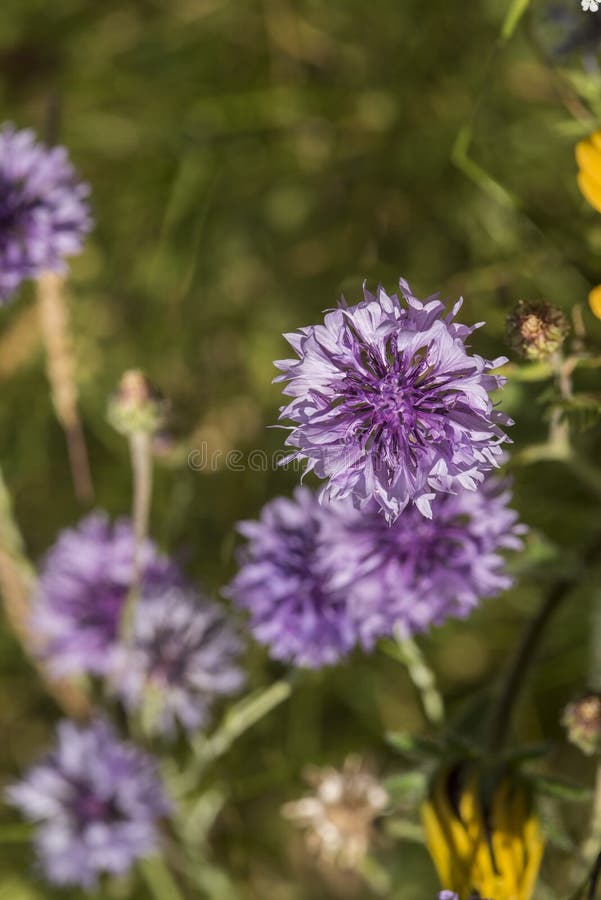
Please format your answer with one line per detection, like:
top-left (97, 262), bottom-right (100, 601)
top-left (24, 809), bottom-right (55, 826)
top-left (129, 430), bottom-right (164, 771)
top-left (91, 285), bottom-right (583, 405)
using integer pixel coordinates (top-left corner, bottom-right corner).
top-left (576, 130), bottom-right (601, 214)
top-left (228, 481), bottom-right (521, 668)
top-left (423, 764), bottom-right (544, 900)
top-left (227, 488), bottom-right (379, 668)
top-left (346, 477), bottom-right (524, 639)
top-left (282, 756), bottom-right (388, 869)
top-left (275, 280), bottom-right (510, 521)
top-left (562, 692), bottom-right (601, 756)
top-left (109, 584), bottom-right (245, 737)
top-left (6, 719), bottom-right (168, 888)
top-left (589, 284), bottom-right (601, 319)
top-left (33, 512), bottom-right (182, 677)
top-left (0, 124), bottom-right (91, 304)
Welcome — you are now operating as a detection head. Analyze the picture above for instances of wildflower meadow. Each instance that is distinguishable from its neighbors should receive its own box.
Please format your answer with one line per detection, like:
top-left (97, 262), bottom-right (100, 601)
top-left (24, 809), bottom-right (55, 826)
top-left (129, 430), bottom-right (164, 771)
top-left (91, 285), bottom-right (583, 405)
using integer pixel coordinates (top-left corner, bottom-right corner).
top-left (2, 1), bottom-right (601, 898)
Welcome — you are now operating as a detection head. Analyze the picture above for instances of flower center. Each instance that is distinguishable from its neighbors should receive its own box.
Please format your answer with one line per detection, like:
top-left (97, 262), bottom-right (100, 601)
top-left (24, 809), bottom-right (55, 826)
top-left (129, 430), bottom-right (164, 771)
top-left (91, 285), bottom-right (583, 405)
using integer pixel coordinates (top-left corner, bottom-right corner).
top-left (0, 178), bottom-right (35, 242)
top-left (72, 786), bottom-right (116, 825)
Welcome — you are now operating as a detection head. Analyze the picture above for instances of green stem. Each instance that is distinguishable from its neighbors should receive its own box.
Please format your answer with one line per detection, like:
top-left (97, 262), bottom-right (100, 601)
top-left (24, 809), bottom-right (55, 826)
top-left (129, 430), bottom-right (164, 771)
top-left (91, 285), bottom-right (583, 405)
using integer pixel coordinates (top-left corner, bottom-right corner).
top-left (120, 430), bottom-right (153, 639)
top-left (582, 588), bottom-right (601, 864)
top-left (139, 855), bottom-right (186, 900)
top-left (386, 634), bottom-right (444, 727)
top-left (0, 466), bottom-right (89, 716)
top-left (488, 533), bottom-right (601, 751)
top-left (177, 679), bottom-right (293, 793)
top-left (130, 429), bottom-right (153, 584)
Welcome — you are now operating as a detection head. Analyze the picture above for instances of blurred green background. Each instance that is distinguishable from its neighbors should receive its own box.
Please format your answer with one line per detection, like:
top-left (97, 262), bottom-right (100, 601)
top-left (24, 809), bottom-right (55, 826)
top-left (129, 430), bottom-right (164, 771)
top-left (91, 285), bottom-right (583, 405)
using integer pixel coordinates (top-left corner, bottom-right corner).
top-left (1, 0), bottom-right (601, 897)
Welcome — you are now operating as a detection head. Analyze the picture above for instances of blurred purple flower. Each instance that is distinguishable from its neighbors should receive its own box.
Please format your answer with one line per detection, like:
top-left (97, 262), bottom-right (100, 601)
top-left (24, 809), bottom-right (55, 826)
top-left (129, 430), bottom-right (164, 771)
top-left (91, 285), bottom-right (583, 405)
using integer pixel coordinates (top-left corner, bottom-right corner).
top-left (228, 480), bottom-right (522, 668)
top-left (33, 512), bottom-right (182, 677)
top-left (0, 123), bottom-right (92, 303)
top-left (226, 487), bottom-right (374, 668)
top-left (109, 584), bottom-right (245, 737)
top-left (275, 279), bottom-right (510, 521)
top-left (6, 719), bottom-right (168, 888)
top-left (345, 477), bottom-right (525, 639)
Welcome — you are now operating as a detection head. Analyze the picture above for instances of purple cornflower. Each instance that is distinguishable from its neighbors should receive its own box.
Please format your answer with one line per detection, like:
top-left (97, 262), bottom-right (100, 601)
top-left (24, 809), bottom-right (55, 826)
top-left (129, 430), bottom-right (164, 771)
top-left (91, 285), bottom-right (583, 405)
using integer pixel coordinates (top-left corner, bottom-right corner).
top-left (109, 585), bottom-right (245, 737)
top-left (0, 124), bottom-right (91, 304)
top-left (275, 279), bottom-right (510, 521)
top-left (344, 478), bottom-right (525, 638)
top-left (33, 512), bottom-right (182, 677)
top-left (228, 481), bottom-right (522, 668)
top-left (227, 488), bottom-right (375, 668)
top-left (6, 719), bottom-right (168, 888)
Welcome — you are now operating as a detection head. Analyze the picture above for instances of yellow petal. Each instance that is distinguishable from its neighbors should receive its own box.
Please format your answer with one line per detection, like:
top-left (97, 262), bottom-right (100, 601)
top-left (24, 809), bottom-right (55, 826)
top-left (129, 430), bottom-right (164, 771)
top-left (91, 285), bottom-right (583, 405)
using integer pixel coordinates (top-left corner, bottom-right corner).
top-left (578, 170), bottom-right (601, 214)
top-left (422, 800), bottom-right (456, 886)
top-left (589, 284), bottom-right (601, 320)
top-left (590, 130), bottom-right (601, 154)
top-left (576, 139), bottom-right (601, 188)
top-left (490, 781), bottom-right (521, 898)
top-left (521, 814), bottom-right (545, 900)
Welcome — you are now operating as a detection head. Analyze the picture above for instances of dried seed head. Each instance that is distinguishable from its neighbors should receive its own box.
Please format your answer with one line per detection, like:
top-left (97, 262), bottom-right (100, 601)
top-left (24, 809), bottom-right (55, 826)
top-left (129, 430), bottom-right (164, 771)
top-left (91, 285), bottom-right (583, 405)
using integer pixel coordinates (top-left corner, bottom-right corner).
top-left (282, 756), bottom-right (388, 869)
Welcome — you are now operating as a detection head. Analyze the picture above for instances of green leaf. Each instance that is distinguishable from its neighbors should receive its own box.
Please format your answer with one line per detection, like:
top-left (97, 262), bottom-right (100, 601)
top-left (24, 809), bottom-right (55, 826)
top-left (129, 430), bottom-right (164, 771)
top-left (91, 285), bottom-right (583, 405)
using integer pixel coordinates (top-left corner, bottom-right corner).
top-left (385, 731), bottom-right (442, 758)
top-left (383, 770), bottom-right (427, 802)
top-left (531, 775), bottom-right (592, 803)
top-left (501, 0), bottom-right (531, 41)
top-left (139, 856), bottom-right (186, 900)
top-left (500, 743), bottom-right (551, 766)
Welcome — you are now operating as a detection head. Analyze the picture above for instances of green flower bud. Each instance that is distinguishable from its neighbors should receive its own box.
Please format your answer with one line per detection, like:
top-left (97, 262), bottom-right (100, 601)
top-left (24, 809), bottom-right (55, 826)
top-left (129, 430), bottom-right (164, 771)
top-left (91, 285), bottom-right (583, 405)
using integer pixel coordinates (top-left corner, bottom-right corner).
top-left (506, 300), bottom-right (569, 362)
top-left (107, 370), bottom-right (166, 437)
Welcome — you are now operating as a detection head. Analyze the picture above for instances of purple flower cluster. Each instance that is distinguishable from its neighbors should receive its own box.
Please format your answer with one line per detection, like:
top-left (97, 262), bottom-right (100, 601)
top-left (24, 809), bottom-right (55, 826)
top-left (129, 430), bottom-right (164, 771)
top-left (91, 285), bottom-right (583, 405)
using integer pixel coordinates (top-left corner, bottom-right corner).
top-left (109, 584), bottom-right (245, 737)
top-left (275, 280), bottom-right (510, 521)
top-left (228, 481), bottom-right (522, 668)
top-left (33, 512), bottom-right (181, 677)
top-left (0, 124), bottom-right (91, 304)
top-left (6, 719), bottom-right (168, 888)
top-left (227, 489), bottom-right (368, 667)
top-left (33, 512), bottom-right (244, 736)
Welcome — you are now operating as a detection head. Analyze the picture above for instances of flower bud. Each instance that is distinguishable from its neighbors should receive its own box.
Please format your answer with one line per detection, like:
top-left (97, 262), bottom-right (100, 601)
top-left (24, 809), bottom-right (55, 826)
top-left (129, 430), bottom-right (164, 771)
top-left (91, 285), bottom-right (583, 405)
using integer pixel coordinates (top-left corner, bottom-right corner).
top-left (107, 370), bottom-right (166, 437)
top-left (506, 300), bottom-right (569, 361)
top-left (562, 692), bottom-right (601, 756)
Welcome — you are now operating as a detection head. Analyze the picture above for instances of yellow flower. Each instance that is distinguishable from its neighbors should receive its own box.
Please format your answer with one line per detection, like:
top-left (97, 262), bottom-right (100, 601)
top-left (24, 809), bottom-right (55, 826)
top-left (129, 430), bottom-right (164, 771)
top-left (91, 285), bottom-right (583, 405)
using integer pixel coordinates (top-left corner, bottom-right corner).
top-left (422, 765), bottom-right (544, 900)
top-left (576, 131), bottom-right (601, 214)
top-left (589, 284), bottom-right (601, 320)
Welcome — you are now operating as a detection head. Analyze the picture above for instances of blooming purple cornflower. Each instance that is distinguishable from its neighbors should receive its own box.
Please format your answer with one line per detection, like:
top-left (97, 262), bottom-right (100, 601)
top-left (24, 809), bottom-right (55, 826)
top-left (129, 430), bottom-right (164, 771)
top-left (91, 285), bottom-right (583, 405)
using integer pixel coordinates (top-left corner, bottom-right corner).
top-left (108, 584), bottom-right (245, 737)
top-left (228, 480), bottom-right (522, 668)
top-left (33, 512), bottom-right (182, 677)
top-left (275, 279), bottom-right (511, 522)
top-left (0, 124), bottom-right (91, 304)
top-left (5, 719), bottom-right (168, 888)
top-left (344, 477), bottom-right (525, 639)
top-left (227, 487), bottom-right (375, 668)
